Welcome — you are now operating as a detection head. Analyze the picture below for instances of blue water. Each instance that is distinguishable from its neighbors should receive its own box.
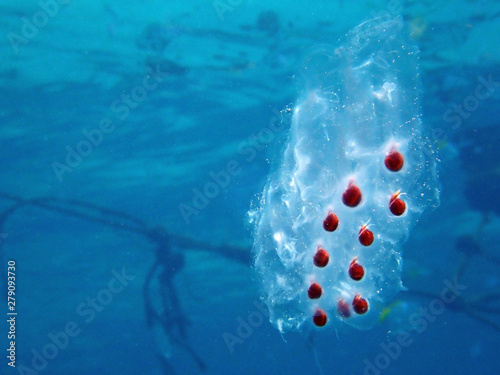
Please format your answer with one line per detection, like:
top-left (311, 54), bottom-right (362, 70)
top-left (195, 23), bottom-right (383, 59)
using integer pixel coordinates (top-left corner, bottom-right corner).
top-left (1, 1), bottom-right (500, 374)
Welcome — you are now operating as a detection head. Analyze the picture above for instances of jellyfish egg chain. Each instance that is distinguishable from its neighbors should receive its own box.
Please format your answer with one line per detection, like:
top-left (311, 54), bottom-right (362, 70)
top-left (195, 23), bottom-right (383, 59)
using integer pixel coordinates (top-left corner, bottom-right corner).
top-left (251, 18), bottom-right (439, 332)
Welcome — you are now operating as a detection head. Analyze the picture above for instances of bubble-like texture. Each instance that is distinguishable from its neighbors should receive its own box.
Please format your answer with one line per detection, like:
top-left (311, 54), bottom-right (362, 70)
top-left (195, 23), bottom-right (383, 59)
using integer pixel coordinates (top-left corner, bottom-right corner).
top-left (250, 18), bottom-right (439, 332)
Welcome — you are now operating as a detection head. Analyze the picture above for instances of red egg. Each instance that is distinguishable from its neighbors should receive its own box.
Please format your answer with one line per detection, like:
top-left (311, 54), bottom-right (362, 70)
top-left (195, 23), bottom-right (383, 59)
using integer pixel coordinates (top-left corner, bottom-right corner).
top-left (358, 225), bottom-right (374, 246)
top-left (342, 182), bottom-right (362, 207)
top-left (348, 258), bottom-right (365, 281)
top-left (385, 150), bottom-right (404, 172)
top-left (337, 298), bottom-right (351, 318)
top-left (308, 283), bottom-right (322, 299)
top-left (323, 211), bottom-right (339, 232)
top-left (313, 247), bottom-right (329, 267)
top-left (389, 192), bottom-right (406, 216)
top-left (313, 309), bottom-right (327, 327)
top-left (352, 294), bottom-right (369, 314)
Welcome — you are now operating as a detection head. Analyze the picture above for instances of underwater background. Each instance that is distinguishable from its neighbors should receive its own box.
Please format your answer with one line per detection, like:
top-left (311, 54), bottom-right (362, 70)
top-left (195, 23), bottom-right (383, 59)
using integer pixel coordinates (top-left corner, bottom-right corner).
top-left (1, 0), bottom-right (500, 374)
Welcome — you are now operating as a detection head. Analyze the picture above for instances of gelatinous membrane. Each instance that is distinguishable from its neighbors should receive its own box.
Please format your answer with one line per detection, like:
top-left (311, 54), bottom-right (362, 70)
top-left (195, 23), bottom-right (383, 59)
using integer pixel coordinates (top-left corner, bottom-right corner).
top-left (250, 17), bottom-right (439, 332)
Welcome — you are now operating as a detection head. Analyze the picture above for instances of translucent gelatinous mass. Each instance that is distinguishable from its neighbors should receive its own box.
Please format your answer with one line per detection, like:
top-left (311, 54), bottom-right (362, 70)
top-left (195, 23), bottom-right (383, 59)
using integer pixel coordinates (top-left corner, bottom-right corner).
top-left (250, 18), bottom-right (439, 332)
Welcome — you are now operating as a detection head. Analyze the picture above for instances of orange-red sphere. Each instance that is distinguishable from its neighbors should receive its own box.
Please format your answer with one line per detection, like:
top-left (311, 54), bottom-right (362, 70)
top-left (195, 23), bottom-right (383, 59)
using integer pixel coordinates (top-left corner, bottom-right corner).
top-left (389, 193), bottom-right (406, 216)
top-left (337, 298), bottom-right (351, 318)
top-left (358, 225), bottom-right (374, 246)
top-left (352, 294), bottom-right (369, 314)
top-left (348, 259), bottom-right (365, 281)
top-left (342, 183), bottom-right (362, 207)
top-left (323, 212), bottom-right (339, 232)
top-left (313, 309), bottom-right (327, 327)
top-left (308, 283), bottom-right (322, 299)
top-left (385, 150), bottom-right (404, 172)
top-left (313, 248), bottom-right (329, 267)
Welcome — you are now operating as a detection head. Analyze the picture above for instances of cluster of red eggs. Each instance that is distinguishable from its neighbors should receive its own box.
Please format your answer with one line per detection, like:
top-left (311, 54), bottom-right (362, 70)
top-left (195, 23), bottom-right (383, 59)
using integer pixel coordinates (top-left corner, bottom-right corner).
top-left (309, 150), bottom-right (406, 327)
